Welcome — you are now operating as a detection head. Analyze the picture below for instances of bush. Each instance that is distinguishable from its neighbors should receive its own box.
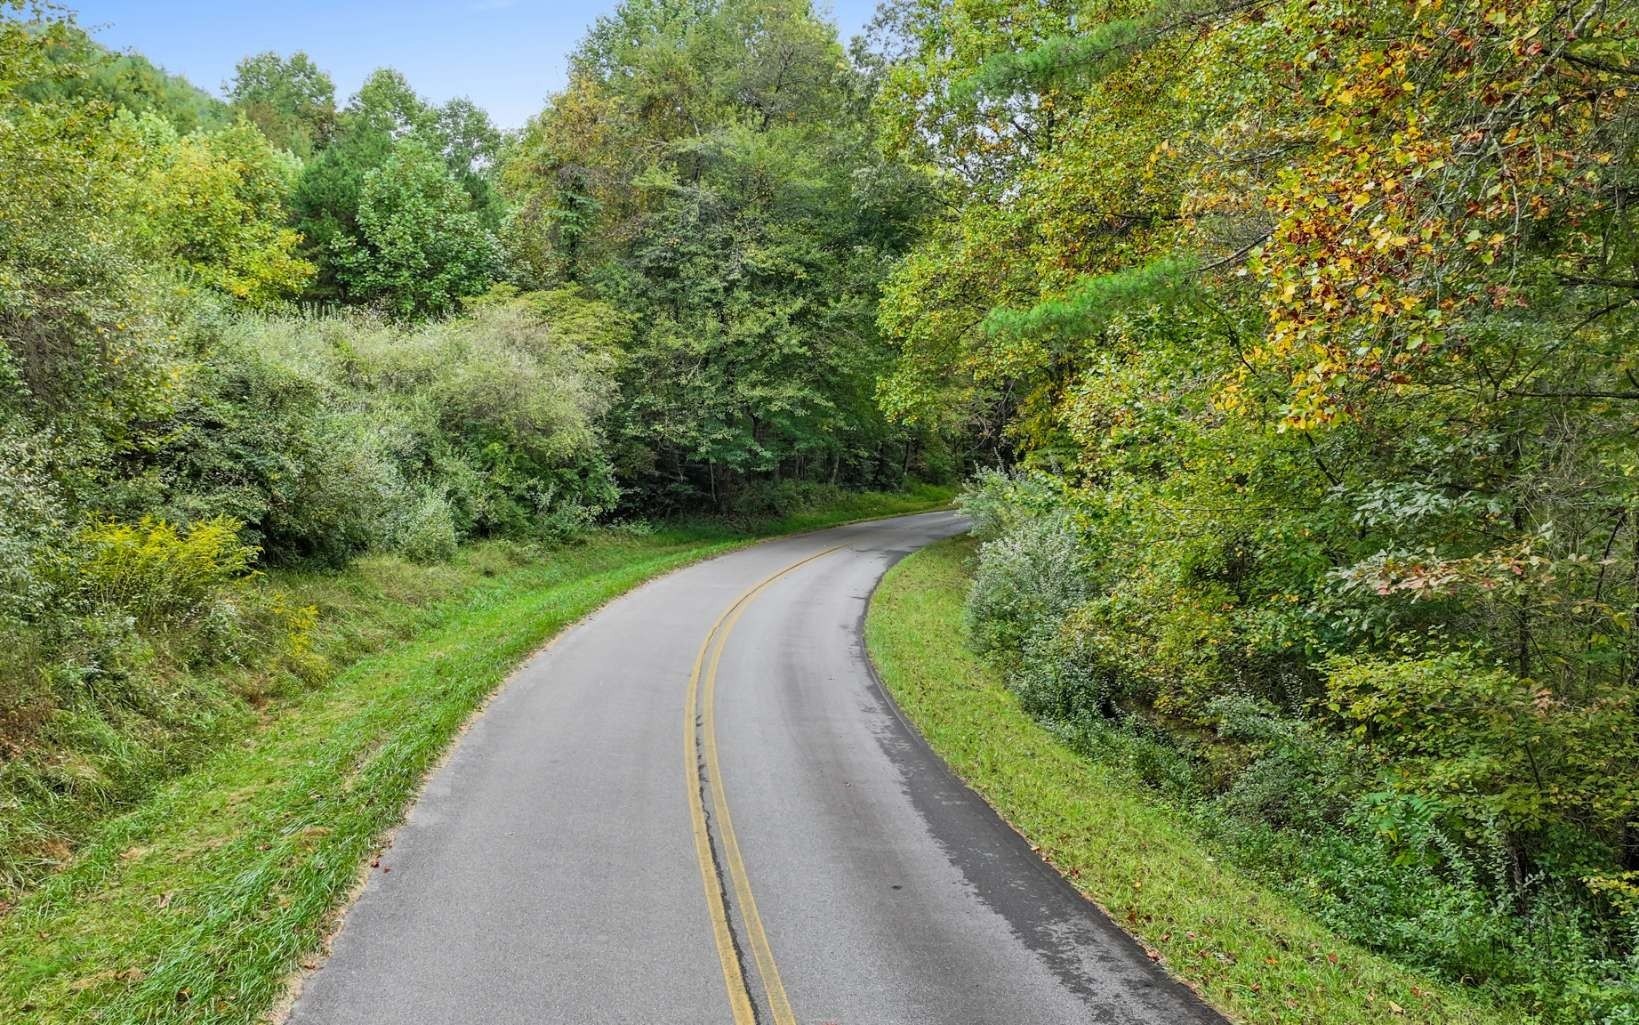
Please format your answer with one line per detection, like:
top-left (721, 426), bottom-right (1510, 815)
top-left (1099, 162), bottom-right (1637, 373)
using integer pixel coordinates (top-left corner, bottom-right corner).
top-left (958, 468), bottom-right (1066, 541)
top-left (1326, 651), bottom-right (1639, 873)
top-left (1007, 608), bottom-right (1130, 722)
top-left (1210, 696), bottom-right (1359, 832)
top-left (395, 491), bottom-right (458, 563)
top-left (728, 480), bottom-right (848, 519)
top-left (965, 510), bottom-right (1090, 656)
top-left (0, 429), bottom-right (68, 626)
top-left (156, 305), bottom-right (618, 563)
top-left (959, 472), bottom-right (1639, 1021)
top-left (0, 298), bottom-right (614, 899)
top-left (73, 516), bottom-right (256, 629)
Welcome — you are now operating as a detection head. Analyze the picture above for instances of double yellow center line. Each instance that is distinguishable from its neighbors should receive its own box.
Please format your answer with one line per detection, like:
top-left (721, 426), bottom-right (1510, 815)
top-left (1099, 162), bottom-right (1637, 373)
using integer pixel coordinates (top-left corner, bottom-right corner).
top-left (683, 545), bottom-right (842, 1025)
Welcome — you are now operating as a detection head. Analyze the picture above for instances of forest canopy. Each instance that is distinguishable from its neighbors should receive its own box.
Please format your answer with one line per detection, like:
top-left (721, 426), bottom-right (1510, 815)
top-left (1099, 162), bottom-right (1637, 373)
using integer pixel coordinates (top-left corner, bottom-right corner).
top-left (866, 0), bottom-right (1637, 1019)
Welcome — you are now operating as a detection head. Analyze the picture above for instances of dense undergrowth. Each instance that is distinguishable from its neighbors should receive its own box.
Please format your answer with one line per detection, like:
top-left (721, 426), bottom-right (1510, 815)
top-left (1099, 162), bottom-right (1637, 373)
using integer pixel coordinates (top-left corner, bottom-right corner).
top-left (960, 474), bottom-right (1639, 1023)
top-left (869, 537), bottom-right (1507, 1025)
top-left (0, 302), bottom-right (622, 898)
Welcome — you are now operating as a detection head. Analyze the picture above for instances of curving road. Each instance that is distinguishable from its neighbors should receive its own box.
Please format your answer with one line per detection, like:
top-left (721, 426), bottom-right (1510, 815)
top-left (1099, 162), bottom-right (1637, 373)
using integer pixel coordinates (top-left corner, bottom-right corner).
top-left (287, 511), bottom-right (1225, 1025)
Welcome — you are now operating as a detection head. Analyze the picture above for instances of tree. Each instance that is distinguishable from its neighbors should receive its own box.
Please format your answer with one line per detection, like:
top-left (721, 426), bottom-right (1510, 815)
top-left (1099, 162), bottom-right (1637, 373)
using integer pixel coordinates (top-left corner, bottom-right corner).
top-left (126, 115), bottom-right (315, 304)
top-left (291, 67), bottom-right (508, 310)
top-left (870, 1), bottom-right (1639, 1013)
top-left (503, 0), bottom-right (935, 507)
top-left (0, 8), bottom-right (163, 437)
top-left (332, 138), bottom-right (500, 318)
top-left (227, 50), bottom-right (335, 156)
top-left (434, 96), bottom-right (505, 226)
top-left (24, 24), bottom-right (229, 133)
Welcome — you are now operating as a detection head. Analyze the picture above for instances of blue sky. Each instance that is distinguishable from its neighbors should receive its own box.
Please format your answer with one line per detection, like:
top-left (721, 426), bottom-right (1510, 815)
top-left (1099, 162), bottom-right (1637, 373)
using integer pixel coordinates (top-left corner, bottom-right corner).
top-left (66, 1), bottom-right (882, 129)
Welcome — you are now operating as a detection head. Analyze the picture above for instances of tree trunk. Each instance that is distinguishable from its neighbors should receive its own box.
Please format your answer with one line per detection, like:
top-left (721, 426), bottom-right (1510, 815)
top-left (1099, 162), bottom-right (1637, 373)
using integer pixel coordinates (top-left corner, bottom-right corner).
top-left (1515, 503), bottom-right (1531, 680)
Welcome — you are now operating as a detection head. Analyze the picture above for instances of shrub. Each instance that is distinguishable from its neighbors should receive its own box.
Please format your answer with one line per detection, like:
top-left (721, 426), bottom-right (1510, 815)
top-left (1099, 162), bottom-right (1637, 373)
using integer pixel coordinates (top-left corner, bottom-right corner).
top-left (728, 480), bottom-right (848, 518)
top-left (1326, 651), bottom-right (1639, 874)
top-left (0, 429), bottom-right (67, 626)
top-left (965, 511), bottom-right (1090, 657)
top-left (958, 468), bottom-right (1065, 541)
top-left (396, 491), bottom-right (458, 563)
top-left (1008, 609), bottom-right (1129, 722)
top-left (266, 410), bottom-right (411, 562)
top-left (73, 516), bottom-right (256, 629)
top-left (158, 305), bottom-right (619, 563)
top-left (960, 472), bottom-right (1639, 1020)
top-left (1210, 696), bottom-right (1359, 832)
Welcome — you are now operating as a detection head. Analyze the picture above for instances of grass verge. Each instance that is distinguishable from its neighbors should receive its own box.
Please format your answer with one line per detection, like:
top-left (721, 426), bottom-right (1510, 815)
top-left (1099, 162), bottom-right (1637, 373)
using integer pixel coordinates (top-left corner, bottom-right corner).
top-left (864, 536), bottom-right (1510, 1025)
top-left (0, 484), bottom-right (951, 1024)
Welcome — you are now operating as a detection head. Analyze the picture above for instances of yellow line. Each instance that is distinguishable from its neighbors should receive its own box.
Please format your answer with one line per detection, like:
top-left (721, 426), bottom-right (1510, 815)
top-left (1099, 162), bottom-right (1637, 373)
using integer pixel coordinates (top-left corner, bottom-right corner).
top-left (684, 621), bottom-right (757, 1025)
top-left (685, 545), bottom-right (842, 1024)
top-left (703, 596), bottom-right (798, 1025)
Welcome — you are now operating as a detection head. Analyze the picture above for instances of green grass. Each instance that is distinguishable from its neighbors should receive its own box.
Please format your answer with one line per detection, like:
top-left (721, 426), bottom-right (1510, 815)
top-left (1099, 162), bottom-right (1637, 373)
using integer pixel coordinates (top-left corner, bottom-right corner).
top-left (0, 483), bottom-right (951, 1024)
top-left (865, 536), bottom-right (1511, 1025)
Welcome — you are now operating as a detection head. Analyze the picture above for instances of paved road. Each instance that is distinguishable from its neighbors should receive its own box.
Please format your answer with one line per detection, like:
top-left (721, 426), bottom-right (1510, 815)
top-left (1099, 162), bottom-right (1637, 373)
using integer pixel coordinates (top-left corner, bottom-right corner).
top-left (288, 511), bottom-right (1225, 1025)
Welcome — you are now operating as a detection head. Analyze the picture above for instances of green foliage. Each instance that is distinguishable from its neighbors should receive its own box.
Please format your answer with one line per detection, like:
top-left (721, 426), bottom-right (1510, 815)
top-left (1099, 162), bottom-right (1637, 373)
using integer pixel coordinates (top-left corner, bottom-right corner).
top-left (0, 8), bottom-right (956, 1005)
top-left (0, 429), bottom-right (66, 625)
top-left (22, 22), bottom-right (228, 133)
top-left (0, 5), bottom-right (631, 922)
top-left (959, 483), bottom-right (1639, 1018)
top-left (122, 114), bottom-right (315, 304)
top-left (72, 516), bottom-right (256, 628)
top-left (955, 17), bottom-right (1148, 103)
top-left (983, 256), bottom-right (1199, 354)
top-left (290, 67), bottom-right (505, 310)
top-left (1327, 653), bottom-right (1639, 864)
top-left (873, 0), bottom-right (1639, 1018)
top-left (869, 537), bottom-right (1519, 1025)
top-left (332, 138), bottom-right (501, 318)
top-left (502, 0), bottom-right (945, 509)
top-left (395, 492), bottom-right (459, 563)
top-left (226, 50), bottom-right (334, 157)
top-left (14, 0), bottom-right (1634, 1018)
top-left (434, 96), bottom-right (505, 224)
top-left (151, 307), bottom-right (617, 563)
top-left (1, 15), bottom-right (178, 458)
top-left (964, 505), bottom-right (1089, 657)
top-left (0, 485), bottom-right (951, 1022)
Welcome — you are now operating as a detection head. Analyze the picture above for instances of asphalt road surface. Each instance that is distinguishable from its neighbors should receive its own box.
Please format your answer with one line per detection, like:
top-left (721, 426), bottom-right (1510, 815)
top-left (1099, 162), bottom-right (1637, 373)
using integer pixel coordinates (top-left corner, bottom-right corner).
top-left (287, 511), bottom-right (1225, 1025)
